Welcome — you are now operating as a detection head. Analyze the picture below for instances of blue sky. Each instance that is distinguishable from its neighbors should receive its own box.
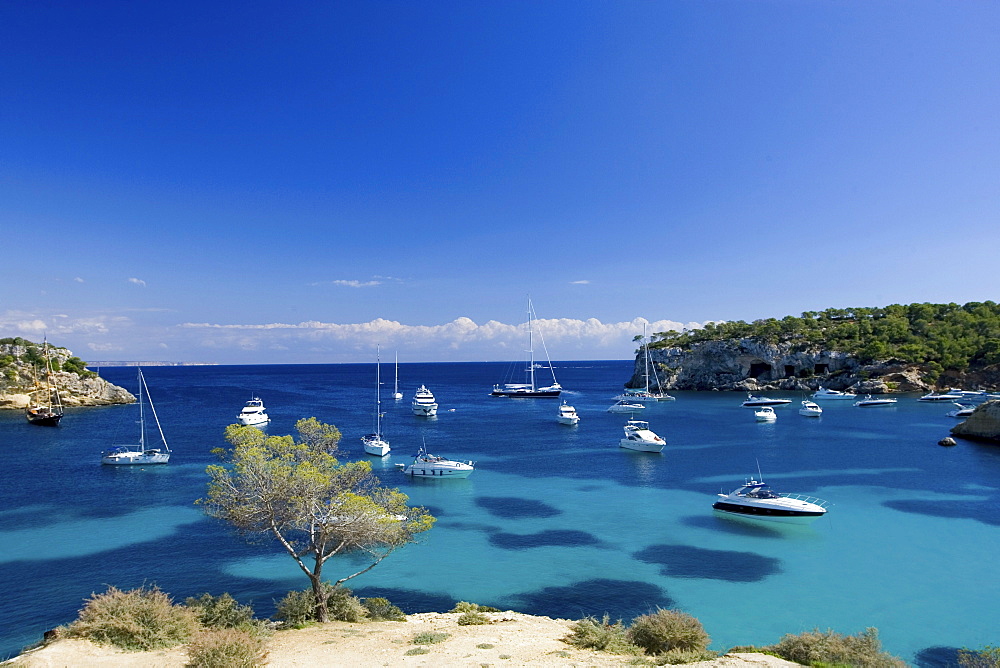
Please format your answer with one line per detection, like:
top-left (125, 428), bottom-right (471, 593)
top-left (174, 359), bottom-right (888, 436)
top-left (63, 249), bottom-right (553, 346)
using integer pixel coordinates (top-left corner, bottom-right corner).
top-left (2, 1), bottom-right (998, 363)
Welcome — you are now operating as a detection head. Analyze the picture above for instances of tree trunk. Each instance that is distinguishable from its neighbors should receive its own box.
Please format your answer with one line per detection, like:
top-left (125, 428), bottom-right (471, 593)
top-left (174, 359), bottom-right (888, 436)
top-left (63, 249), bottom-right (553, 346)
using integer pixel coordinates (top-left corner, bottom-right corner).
top-left (310, 559), bottom-right (329, 622)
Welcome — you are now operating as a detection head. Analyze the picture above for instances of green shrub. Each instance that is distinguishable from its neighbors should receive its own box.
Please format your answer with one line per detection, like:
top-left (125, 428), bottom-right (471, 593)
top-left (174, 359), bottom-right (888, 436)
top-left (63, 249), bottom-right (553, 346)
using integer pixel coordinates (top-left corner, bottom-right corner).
top-left (362, 596), bottom-right (406, 621)
top-left (768, 627), bottom-right (905, 668)
top-left (185, 593), bottom-right (257, 630)
top-left (412, 631), bottom-right (450, 645)
top-left (626, 609), bottom-right (711, 656)
top-left (451, 601), bottom-right (501, 613)
top-left (326, 587), bottom-right (368, 623)
top-left (274, 584), bottom-right (367, 626)
top-left (457, 611), bottom-right (490, 626)
top-left (565, 615), bottom-right (640, 655)
top-left (405, 647), bottom-right (430, 655)
top-left (66, 585), bottom-right (200, 651)
top-left (187, 628), bottom-right (268, 667)
top-left (959, 645), bottom-right (1000, 668)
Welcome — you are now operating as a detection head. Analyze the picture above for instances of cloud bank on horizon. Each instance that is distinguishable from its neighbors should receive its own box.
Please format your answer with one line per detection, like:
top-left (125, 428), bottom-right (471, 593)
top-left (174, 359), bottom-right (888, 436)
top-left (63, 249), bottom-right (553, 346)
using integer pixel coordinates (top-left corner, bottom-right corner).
top-left (0, 311), bottom-right (702, 364)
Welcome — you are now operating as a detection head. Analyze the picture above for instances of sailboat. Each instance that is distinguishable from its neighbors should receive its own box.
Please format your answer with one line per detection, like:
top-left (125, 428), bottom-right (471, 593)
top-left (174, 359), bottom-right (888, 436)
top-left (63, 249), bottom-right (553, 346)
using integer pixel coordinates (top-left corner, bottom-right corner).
top-left (101, 369), bottom-right (170, 465)
top-left (491, 298), bottom-right (562, 398)
top-left (392, 351), bottom-right (403, 400)
top-left (25, 337), bottom-right (64, 426)
top-left (361, 348), bottom-right (391, 457)
top-left (616, 324), bottom-right (675, 402)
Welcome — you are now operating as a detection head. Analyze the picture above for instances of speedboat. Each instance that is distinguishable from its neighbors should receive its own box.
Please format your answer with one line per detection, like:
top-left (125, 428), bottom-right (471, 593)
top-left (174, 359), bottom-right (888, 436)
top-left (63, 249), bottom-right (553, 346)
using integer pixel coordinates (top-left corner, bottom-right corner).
top-left (557, 401), bottom-right (580, 426)
top-left (411, 385), bottom-right (438, 417)
top-left (395, 444), bottom-right (474, 478)
top-left (754, 406), bottom-right (777, 422)
top-left (608, 399), bottom-right (645, 413)
top-left (919, 390), bottom-right (962, 402)
top-left (854, 395), bottom-right (897, 407)
top-left (237, 397), bottom-right (269, 426)
top-left (799, 400), bottom-right (822, 417)
top-left (741, 393), bottom-right (792, 407)
top-left (811, 387), bottom-right (857, 400)
top-left (946, 403), bottom-right (976, 418)
top-left (713, 478), bottom-right (829, 523)
top-left (619, 419), bottom-right (665, 452)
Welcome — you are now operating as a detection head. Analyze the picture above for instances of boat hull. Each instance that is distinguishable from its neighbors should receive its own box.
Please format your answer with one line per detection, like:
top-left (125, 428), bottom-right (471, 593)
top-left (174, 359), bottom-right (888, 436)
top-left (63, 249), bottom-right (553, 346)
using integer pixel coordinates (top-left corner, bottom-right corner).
top-left (619, 438), bottom-right (663, 453)
top-left (712, 502), bottom-right (825, 523)
top-left (362, 437), bottom-right (391, 457)
top-left (412, 405), bottom-right (438, 417)
top-left (238, 414), bottom-right (269, 425)
top-left (26, 412), bottom-right (62, 426)
top-left (491, 389), bottom-right (561, 397)
top-left (101, 450), bottom-right (170, 465)
top-left (557, 416), bottom-right (580, 425)
top-left (402, 466), bottom-right (473, 478)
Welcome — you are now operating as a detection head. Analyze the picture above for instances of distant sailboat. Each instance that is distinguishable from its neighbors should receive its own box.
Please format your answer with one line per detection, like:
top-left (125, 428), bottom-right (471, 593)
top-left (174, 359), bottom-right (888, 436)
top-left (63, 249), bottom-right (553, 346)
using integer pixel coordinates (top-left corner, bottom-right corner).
top-left (25, 337), bottom-right (63, 426)
top-left (362, 348), bottom-right (391, 457)
top-left (491, 298), bottom-right (562, 398)
top-left (101, 369), bottom-right (170, 465)
top-left (392, 351), bottom-right (403, 400)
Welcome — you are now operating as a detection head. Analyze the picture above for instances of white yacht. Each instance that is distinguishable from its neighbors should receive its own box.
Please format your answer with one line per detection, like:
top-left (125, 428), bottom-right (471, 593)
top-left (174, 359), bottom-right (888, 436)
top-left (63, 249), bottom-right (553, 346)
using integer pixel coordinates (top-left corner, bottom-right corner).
top-left (396, 444), bottom-right (474, 478)
top-left (918, 390), bottom-right (961, 402)
top-left (799, 400), bottom-right (822, 417)
top-left (713, 478), bottom-right (829, 523)
top-left (362, 349), bottom-right (391, 457)
top-left (854, 395), bottom-right (898, 407)
top-left (608, 399), bottom-right (645, 413)
top-left (946, 403), bottom-right (975, 418)
top-left (491, 298), bottom-right (563, 397)
top-left (741, 394), bottom-right (792, 407)
top-left (811, 387), bottom-right (857, 400)
top-left (557, 401), bottom-right (580, 426)
top-left (619, 418), bottom-right (665, 452)
top-left (102, 369), bottom-right (170, 466)
top-left (412, 385), bottom-right (438, 417)
top-left (236, 397), bottom-right (269, 426)
top-left (754, 406), bottom-right (777, 422)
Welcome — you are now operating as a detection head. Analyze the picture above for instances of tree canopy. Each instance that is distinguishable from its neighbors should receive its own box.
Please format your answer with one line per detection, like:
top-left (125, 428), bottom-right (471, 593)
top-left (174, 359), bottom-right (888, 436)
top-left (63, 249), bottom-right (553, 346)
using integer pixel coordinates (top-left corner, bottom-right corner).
top-left (201, 419), bottom-right (434, 621)
top-left (650, 301), bottom-right (1000, 371)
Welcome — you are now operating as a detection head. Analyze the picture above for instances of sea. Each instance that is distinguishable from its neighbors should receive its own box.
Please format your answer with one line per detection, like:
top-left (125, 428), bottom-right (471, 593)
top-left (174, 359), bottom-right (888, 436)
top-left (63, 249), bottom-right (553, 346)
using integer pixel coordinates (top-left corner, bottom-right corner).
top-left (1, 360), bottom-right (998, 664)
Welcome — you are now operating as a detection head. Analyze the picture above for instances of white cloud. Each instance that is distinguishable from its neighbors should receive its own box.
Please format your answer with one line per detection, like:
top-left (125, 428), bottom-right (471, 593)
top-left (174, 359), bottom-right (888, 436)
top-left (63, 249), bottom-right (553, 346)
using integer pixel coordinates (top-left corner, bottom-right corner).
top-left (74, 277), bottom-right (85, 283)
top-left (128, 277), bottom-right (146, 287)
top-left (569, 280), bottom-right (590, 284)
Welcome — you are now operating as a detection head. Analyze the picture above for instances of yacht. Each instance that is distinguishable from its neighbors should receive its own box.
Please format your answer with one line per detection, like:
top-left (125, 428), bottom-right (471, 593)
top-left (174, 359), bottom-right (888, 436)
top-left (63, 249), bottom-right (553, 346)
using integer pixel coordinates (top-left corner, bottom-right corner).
top-left (798, 400), bottom-right (823, 417)
top-left (742, 394), bottom-right (792, 407)
top-left (101, 369), bottom-right (170, 466)
top-left (619, 418), bottom-right (665, 452)
top-left (607, 399), bottom-right (645, 413)
top-left (412, 385), bottom-right (438, 417)
top-left (713, 478), bottom-right (829, 523)
top-left (620, 324), bottom-right (676, 401)
top-left (919, 390), bottom-right (962, 402)
top-left (557, 401), bottom-right (580, 426)
top-left (236, 397), bottom-right (269, 426)
top-left (946, 403), bottom-right (975, 418)
top-left (754, 406), bottom-right (777, 422)
top-left (25, 337), bottom-right (63, 426)
top-left (854, 395), bottom-right (897, 407)
top-left (491, 298), bottom-right (563, 397)
top-left (811, 387), bottom-right (857, 400)
top-left (396, 444), bottom-right (474, 478)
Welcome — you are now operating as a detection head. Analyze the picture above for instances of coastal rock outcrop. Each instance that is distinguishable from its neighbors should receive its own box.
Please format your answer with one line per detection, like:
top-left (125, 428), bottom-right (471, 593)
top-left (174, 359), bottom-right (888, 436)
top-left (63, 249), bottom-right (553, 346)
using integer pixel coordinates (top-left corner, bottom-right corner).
top-left (950, 400), bottom-right (1000, 442)
top-left (0, 341), bottom-right (134, 409)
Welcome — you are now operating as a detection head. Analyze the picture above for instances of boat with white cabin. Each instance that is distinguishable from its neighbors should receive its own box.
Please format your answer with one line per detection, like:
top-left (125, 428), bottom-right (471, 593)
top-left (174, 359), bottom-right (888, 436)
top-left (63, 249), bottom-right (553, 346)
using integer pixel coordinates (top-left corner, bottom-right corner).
top-left (918, 390), bottom-right (962, 402)
top-left (854, 395), bottom-right (897, 407)
top-left (754, 406), bottom-right (777, 422)
top-left (713, 478), bottom-right (829, 523)
top-left (396, 443), bottom-right (474, 478)
top-left (236, 396), bottom-right (269, 426)
top-left (608, 399), bottom-right (645, 413)
top-left (412, 385), bottom-right (438, 417)
top-left (811, 386), bottom-right (857, 400)
top-left (362, 348), bottom-right (391, 456)
top-left (491, 298), bottom-right (562, 397)
top-left (101, 369), bottom-right (170, 465)
top-left (946, 403), bottom-right (975, 418)
top-left (742, 394), bottom-right (792, 407)
top-left (619, 418), bottom-right (665, 452)
top-left (799, 400), bottom-right (823, 417)
top-left (557, 401), bottom-right (580, 426)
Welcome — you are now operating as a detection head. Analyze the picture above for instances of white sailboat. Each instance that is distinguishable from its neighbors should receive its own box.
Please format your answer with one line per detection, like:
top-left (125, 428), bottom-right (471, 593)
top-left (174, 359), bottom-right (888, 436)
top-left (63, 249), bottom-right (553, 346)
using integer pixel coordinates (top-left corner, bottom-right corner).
top-left (617, 324), bottom-right (675, 402)
top-left (491, 298), bottom-right (562, 397)
top-left (101, 369), bottom-right (170, 465)
top-left (392, 351), bottom-right (403, 400)
top-left (361, 348), bottom-right (391, 457)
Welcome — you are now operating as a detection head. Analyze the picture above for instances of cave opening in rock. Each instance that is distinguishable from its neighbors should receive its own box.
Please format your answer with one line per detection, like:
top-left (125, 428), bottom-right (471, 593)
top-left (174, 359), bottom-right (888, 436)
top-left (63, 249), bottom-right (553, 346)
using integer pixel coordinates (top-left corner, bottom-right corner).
top-left (748, 362), bottom-right (772, 379)
top-left (815, 363), bottom-right (829, 375)
top-left (784, 365), bottom-right (795, 378)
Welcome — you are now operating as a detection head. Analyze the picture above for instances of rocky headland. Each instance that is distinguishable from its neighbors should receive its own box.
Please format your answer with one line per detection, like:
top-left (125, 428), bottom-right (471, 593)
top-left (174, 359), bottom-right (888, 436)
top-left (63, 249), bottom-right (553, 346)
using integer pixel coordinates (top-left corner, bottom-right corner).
top-left (627, 337), bottom-right (1000, 394)
top-left (0, 340), bottom-right (134, 409)
top-left (951, 400), bottom-right (1000, 442)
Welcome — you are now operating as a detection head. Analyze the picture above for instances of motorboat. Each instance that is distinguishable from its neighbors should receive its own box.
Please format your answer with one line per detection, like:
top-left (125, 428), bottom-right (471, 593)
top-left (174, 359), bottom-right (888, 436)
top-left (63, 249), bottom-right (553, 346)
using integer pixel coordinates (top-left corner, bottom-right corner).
top-left (919, 390), bottom-right (962, 402)
top-left (713, 478), bottom-right (829, 523)
top-left (946, 403), bottom-right (976, 418)
top-left (412, 385), bottom-right (438, 417)
top-left (811, 387), bottom-right (857, 401)
top-left (614, 389), bottom-right (656, 402)
top-left (362, 348), bottom-right (391, 457)
top-left (491, 298), bottom-right (563, 398)
top-left (608, 399), bottom-right (645, 413)
top-left (557, 401), bottom-right (580, 426)
top-left (619, 418), bottom-right (665, 452)
top-left (101, 369), bottom-right (170, 466)
top-left (236, 397), bottom-right (269, 426)
top-left (854, 395), bottom-right (898, 407)
top-left (754, 406), bottom-right (777, 422)
top-left (742, 394), bottom-right (792, 407)
top-left (799, 400), bottom-right (823, 417)
top-left (395, 444), bottom-right (474, 478)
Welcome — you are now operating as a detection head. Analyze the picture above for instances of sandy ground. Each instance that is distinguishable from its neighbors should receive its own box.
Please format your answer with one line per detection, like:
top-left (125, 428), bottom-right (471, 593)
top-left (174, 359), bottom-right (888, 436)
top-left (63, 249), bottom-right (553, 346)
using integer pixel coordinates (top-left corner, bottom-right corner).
top-left (5, 612), bottom-right (800, 667)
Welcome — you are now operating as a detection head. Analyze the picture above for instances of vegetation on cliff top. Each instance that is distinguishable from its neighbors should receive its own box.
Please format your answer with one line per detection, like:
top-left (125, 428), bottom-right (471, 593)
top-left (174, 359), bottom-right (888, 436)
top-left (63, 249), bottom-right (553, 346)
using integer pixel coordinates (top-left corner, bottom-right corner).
top-left (0, 336), bottom-right (95, 382)
top-left (650, 301), bottom-right (1000, 372)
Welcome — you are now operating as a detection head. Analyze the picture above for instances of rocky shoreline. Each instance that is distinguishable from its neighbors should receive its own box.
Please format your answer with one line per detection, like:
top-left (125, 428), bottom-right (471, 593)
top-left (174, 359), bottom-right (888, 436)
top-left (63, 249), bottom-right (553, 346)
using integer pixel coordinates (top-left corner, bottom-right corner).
top-left (0, 342), bottom-right (134, 410)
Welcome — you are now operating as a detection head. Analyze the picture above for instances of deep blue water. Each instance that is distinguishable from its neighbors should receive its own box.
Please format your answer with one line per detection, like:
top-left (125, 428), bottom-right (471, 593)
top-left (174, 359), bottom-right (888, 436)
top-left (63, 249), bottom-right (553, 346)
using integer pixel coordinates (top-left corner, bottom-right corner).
top-left (1, 360), bottom-right (998, 663)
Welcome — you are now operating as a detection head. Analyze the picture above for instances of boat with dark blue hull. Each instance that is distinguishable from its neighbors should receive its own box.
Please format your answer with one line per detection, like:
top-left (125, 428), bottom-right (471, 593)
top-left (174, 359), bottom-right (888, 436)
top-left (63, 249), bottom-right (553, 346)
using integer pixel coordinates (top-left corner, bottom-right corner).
top-left (713, 479), bottom-right (828, 523)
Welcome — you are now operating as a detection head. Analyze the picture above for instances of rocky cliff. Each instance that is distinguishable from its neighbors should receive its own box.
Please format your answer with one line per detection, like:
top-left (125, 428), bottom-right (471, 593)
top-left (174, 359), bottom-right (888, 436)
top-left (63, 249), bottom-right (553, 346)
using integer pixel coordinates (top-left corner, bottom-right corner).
top-left (0, 341), bottom-right (135, 409)
top-left (950, 400), bottom-right (1000, 442)
top-left (627, 338), bottom-right (951, 393)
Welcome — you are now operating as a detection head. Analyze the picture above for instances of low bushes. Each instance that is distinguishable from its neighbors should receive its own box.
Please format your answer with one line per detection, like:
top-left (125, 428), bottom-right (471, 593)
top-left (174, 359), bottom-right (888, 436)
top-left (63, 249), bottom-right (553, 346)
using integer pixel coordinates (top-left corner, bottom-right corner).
top-left (187, 628), bottom-right (269, 668)
top-left (565, 615), bottom-right (640, 655)
top-left (274, 584), bottom-right (367, 626)
top-left (65, 585), bottom-right (200, 651)
top-left (767, 627), bottom-right (906, 668)
top-left (361, 596), bottom-right (406, 621)
top-left (959, 645), bottom-right (1000, 668)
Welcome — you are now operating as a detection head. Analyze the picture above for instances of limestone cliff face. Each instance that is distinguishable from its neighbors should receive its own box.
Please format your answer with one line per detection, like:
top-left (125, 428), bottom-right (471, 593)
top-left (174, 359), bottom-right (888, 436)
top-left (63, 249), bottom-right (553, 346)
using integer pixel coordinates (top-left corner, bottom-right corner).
top-left (951, 400), bottom-right (1000, 442)
top-left (0, 342), bottom-right (135, 409)
top-left (627, 338), bottom-right (933, 393)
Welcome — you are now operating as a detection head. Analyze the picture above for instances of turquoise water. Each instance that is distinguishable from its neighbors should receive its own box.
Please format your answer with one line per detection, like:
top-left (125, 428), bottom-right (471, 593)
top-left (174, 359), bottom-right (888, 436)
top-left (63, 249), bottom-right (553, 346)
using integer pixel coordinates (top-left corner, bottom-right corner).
top-left (1, 361), bottom-right (997, 663)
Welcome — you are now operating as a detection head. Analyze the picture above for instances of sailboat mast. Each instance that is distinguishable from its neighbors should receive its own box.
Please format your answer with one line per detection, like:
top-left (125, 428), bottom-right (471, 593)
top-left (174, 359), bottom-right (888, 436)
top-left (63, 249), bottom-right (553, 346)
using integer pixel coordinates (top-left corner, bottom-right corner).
top-left (393, 351), bottom-right (398, 397)
top-left (376, 346), bottom-right (382, 435)
top-left (137, 369), bottom-right (146, 449)
top-left (643, 323), bottom-right (650, 393)
top-left (527, 298), bottom-right (536, 391)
